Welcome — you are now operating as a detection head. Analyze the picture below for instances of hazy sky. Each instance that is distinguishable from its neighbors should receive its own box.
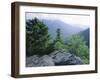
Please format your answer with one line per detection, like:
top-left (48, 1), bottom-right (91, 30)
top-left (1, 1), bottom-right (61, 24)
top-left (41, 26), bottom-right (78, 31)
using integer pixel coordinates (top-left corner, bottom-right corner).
top-left (26, 12), bottom-right (90, 29)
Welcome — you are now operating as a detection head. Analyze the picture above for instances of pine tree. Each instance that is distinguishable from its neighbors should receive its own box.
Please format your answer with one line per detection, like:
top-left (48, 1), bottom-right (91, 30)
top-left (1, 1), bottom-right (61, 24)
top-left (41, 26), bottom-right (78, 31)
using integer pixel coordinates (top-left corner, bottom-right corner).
top-left (55, 28), bottom-right (62, 42)
top-left (53, 28), bottom-right (63, 50)
top-left (26, 18), bottom-right (50, 56)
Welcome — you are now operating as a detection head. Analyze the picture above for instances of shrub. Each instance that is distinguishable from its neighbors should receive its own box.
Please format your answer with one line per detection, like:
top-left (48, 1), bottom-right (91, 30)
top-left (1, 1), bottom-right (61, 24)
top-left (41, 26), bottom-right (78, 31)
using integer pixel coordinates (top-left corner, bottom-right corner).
top-left (66, 34), bottom-right (89, 64)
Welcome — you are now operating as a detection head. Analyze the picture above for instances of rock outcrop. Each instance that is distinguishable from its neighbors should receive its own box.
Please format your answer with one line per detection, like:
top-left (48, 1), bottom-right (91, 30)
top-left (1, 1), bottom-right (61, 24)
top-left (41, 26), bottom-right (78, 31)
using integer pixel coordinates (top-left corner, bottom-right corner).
top-left (26, 50), bottom-right (83, 67)
top-left (49, 50), bottom-right (82, 65)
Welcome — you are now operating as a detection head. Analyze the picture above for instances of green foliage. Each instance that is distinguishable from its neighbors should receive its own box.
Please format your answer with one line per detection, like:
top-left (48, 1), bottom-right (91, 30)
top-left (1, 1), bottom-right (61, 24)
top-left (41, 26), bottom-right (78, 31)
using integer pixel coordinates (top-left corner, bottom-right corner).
top-left (66, 34), bottom-right (89, 64)
top-left (54, 41), bottom-right (64, 50)
top-left (53, 28), bottom-right (64, 50)
top-left (55, 28), bottom-right (62, 42)
top-left (26, 18), bottom-right (50, 56)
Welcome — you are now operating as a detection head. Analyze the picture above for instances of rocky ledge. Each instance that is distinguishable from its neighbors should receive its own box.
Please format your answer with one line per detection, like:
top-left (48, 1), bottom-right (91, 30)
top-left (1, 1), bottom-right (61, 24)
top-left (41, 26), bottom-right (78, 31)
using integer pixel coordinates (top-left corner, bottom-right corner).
top-left (26, 50), bottom-right (83, 67)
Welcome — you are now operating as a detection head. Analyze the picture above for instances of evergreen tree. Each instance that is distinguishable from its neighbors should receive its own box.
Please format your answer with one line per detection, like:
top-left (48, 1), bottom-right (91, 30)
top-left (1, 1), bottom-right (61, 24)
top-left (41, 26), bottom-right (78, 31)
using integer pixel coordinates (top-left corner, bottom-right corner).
top-left (26, 18), bottom-right (50, 56)
top-left (55, 28), bottom-right (62, 42)
top-left (53, 28), bottom-right (64, 50)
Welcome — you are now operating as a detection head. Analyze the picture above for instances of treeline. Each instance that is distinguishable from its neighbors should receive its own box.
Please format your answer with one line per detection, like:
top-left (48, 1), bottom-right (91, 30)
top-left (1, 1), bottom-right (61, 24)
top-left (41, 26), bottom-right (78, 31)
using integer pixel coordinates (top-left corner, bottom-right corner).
top-left (26, 18), bottom-right (89, 64)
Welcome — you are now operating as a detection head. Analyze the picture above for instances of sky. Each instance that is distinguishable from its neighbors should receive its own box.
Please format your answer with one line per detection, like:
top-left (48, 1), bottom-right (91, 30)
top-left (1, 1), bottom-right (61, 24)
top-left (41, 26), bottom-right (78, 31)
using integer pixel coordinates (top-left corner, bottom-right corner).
top-left (26, 12), bottom-right (90, 29)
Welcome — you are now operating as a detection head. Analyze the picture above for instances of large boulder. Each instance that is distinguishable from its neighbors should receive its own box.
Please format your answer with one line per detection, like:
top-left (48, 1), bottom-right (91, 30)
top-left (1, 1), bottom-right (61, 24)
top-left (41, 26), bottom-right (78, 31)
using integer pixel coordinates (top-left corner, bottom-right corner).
top-left (26, 55), bottom-right (54, 67)
top-left (26, 55), bottom-right (40, 67)
top-left (38, 55), bottom-right (54, 66)
top-left (49, 50), bottom-right (83, 65)
top-left (26, 50), bottom-right (83, 67)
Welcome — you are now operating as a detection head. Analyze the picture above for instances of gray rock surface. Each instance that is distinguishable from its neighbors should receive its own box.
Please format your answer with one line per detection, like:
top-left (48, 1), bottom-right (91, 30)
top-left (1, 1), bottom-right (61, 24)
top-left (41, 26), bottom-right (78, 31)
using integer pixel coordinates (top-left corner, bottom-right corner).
top-left (26, 55), bottom-right (54, 67)
top-left (38, 55), bottom-right (55, 66)
top-left (26, 55), bottom-right (40, 67)
top-left (26, 50), bottom-right (83, 67)
top-left (49, 50), bottom-right (82, 65)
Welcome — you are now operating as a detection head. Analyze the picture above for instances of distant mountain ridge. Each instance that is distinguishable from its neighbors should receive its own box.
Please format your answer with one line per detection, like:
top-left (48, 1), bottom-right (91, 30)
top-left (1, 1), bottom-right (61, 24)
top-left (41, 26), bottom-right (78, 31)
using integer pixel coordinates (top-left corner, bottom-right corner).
top-left (79, 28), bottom-right (90, 47)
top-left (41, 19), bottom-right (89, 39)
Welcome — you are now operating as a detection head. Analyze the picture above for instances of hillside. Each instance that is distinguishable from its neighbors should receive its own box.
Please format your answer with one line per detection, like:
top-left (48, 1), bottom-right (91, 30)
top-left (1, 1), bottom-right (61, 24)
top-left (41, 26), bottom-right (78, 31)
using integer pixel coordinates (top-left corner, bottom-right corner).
top-left (42, 19), bottom-right (86, 39)
top-left (79, 28), bottom-right (90, 47)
